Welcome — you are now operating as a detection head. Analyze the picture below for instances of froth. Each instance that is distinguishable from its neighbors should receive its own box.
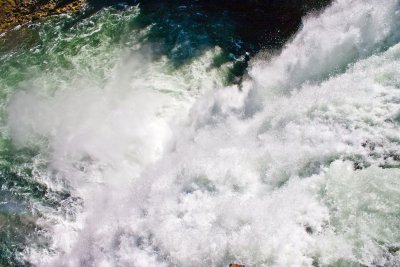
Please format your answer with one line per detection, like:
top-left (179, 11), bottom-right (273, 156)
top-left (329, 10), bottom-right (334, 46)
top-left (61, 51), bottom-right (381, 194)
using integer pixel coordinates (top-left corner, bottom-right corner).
top-left (6, 0), bottom-right (400, 266)
top-left (250, 0), bottom-right (400, 97)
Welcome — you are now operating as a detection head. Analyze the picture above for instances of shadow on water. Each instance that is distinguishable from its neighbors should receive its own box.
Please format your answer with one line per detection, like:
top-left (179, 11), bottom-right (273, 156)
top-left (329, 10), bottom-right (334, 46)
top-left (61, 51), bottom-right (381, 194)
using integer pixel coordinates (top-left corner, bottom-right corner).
top-left (58, 0), bottom-right (332, 82)
top-left (85, 0), bottom-right (332, 50)
top-left (0, 0), bottom-right (331, 83)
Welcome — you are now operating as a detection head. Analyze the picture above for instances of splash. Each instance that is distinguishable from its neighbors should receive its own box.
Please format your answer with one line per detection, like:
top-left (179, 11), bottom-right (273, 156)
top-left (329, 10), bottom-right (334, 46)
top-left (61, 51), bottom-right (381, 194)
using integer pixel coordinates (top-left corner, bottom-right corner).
top-left (3, 0), bottom-right (400, 266)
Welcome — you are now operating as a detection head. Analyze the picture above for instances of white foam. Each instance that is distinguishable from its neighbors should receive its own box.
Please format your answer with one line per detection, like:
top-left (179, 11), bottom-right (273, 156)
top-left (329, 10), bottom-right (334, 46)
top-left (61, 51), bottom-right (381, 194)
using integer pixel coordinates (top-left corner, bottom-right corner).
top-left (7, 0), bottom-right (400, 266)
top-left (250, 0), bottom-right (400, 96)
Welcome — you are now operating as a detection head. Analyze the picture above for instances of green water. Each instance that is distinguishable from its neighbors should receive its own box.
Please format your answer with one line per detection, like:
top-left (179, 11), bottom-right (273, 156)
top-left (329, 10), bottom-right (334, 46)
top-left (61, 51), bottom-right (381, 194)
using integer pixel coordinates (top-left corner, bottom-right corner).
top-left (0, 4), bottom-right (254, 265)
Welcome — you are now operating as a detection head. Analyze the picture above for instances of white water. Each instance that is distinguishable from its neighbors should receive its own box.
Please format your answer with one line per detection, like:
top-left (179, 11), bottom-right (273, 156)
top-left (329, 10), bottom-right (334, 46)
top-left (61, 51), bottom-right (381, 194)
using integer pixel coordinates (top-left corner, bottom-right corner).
top-left (7, 0), bottom-right (400, 266)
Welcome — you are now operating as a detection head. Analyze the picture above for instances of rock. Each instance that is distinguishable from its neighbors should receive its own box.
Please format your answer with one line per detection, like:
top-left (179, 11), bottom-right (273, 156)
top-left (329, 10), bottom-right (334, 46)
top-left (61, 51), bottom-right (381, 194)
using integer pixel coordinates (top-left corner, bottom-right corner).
top-left (0, 0), bottom-right (86, 32)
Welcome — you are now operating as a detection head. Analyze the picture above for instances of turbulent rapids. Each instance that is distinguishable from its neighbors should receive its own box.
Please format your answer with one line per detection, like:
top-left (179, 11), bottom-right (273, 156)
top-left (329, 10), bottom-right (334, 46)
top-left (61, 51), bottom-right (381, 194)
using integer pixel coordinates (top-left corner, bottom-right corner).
top-left (1, 0), bottom-right (400, 266)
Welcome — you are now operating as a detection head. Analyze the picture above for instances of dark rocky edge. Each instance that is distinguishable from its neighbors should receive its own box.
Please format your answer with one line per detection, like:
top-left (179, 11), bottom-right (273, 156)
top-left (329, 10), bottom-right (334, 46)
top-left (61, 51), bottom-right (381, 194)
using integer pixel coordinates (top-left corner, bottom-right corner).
top-left (0, 0), bottom-right (86, 32)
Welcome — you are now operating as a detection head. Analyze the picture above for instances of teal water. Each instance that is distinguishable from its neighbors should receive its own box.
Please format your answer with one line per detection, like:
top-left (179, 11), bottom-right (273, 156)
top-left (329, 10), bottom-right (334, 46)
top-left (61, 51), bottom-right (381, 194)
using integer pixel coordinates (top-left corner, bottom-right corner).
top-left (0, 5), bottom-right (251, 266)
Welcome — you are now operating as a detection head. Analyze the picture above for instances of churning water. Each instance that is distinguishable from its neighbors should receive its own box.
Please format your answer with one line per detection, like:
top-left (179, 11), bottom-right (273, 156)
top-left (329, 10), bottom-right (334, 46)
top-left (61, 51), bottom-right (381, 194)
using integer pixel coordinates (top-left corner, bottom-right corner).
top-left (1, 0), bottom-right (400, 266)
